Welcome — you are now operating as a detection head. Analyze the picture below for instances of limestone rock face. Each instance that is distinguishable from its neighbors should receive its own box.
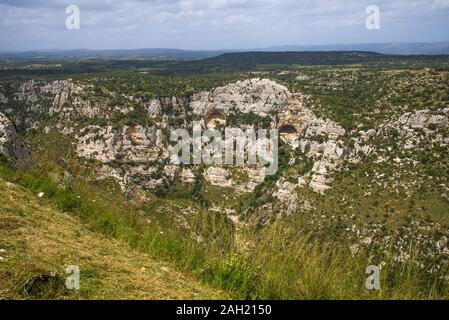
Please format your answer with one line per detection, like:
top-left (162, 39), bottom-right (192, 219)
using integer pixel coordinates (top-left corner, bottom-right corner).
top-left (3, 77), bottom-right (406, 202)
top-left (11, 79), bottom-right (102, 130)
top-left (146, 99), bottom-right (162, 118)
top-left (76, 124), bottom-right (170, 195)
top-left (181, 169), bottom-right (196, 184)
top-left (190, 78), bottom-right (291, 116)
top-left (396, 108), bottom-right (448, 129)
top-left (308, 140), bottom-right (346, 193)
top-left (0, 93), bottom-right (8, 104)
top-left (279, 96), bottom-right (345, 141)
top-left (237, 167), bottom-right (266, 193)
top-left (2, 77), bottom-right (357, 200)
top-left (203, 165), bottom-right (267, 194)
top-left (273, 179), bottom-right (299, 214)
top-left (381, 108), bottom-right (448, 141)
top-left (278, 95), bottom-right (347, 194)
top-left (16, 79), bottom-right (86, 114)
top-left (205, 167), bottom-right (232, 188)
top-left (0, 112), bottom-right (31, 168)
top-left (8, 76), bottom-right (447, 224)
top-left (349, 108), bottom-right (449, 161)
top-left (76, 125), bottom-right (160, 163)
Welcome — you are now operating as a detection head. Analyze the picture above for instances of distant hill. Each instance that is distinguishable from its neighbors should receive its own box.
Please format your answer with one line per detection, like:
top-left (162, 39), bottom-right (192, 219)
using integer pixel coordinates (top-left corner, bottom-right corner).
top-left (261, 42), bottom-right (449, 55)
top-left (0, 48), bottom-right (228, 60)
top-left (1, 42), bottom-right (448, 60)
top-left (205, 51), bottom-right (386, 66)
top-left (153, 50), bottom-right (449, 75)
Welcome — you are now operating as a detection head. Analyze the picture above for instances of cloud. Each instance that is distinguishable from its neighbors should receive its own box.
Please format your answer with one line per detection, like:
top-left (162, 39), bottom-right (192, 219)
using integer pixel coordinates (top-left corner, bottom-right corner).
top-left (0, 0), bottom-right (448, 50)
top-left (432, 0), bottom-right (449, 9)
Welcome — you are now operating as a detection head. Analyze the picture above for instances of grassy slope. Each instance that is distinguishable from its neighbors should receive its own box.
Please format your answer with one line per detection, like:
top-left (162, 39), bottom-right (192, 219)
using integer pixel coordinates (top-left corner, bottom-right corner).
top-left (0, 177), bottom-right (225, 300)
top-left (0, 161), bottom-right (448, 299)
top-left (1, 65), bottom-right (448, 300)
top-left (1, 126), bottom-right (448, 299)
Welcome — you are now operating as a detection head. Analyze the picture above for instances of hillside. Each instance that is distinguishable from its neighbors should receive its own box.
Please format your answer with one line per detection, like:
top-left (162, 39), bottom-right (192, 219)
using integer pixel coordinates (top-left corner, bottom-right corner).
top-left (263, 42), bottom-right (449, 55)
top-left (2, 42), bottom-right (449, 60)
top-left (0, 54), bottom-right (449, 299)
top-left (2, 51), bottom-right (449, 79)
top-left (0, 48), bottom-right (228, 60)
top-left (206, 51), bottom-right (385, 65)
top-left (0, 176), bottom-right (225, 300)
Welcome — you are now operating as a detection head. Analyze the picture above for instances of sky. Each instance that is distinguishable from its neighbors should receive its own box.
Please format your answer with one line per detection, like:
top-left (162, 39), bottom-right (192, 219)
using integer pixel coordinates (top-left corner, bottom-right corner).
top-left (0, 0), bottom-right (449, 51)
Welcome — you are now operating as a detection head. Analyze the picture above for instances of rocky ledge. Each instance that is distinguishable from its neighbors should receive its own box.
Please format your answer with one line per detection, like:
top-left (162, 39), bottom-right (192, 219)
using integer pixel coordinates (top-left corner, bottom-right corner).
top-left (0, 112), bottom-right (31, 168)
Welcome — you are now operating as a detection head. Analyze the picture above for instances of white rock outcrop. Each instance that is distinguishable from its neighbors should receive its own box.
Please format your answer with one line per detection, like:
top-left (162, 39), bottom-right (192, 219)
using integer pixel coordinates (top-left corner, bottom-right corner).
top-left (0, 112), bottom-right (31, 168)
top-left (395, 108), bottom-right (448, 129)
top-left (190, 78), bottom-right (291, 116)
top-left (181, 169), bottom-right (196, 184)
top-left (204, 167), bottom-right (232, 188)
top-left (279, 96), bottom-right (347, 194)
top-left (76, 125), bottom-right (160, 163)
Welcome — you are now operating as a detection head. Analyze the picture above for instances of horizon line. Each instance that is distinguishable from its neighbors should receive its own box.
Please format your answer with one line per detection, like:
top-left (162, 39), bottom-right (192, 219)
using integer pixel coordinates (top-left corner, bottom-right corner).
top-left (2, 40), bottom-right (449, 54)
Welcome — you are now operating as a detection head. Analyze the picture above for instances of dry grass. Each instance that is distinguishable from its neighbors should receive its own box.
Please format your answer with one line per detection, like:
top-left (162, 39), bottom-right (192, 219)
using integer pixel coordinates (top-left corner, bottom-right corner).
top-left (1, 164), bottom-right (448, 300)
top-left (0, 178), bottom-right (226, 300)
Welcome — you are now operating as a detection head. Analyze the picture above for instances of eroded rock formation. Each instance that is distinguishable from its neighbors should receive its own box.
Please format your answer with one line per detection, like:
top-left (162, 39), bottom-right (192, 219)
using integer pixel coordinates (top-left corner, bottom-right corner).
top-left (0, 112), bottom-right (31, 168)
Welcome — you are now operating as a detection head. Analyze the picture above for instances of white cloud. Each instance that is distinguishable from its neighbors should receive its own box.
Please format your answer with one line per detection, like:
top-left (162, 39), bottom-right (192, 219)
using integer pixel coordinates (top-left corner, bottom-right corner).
top-left (0, 0), bottom-right (448, 50)
top-left (432, 0), bottom-right (449, 9)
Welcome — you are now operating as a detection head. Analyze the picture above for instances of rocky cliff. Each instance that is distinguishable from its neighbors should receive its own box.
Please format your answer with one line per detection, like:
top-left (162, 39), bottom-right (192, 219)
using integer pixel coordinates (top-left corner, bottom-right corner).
top-left (0, 77), bottom-right (447, 217)
top-left (0, 112), bottom-right (30, 168)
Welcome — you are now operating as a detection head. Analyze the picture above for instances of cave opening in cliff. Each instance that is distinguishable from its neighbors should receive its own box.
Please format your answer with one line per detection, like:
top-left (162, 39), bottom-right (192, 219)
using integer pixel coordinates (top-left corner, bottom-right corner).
top-left (205, 108), bottom-right (227, 126)
top-left (279, 124), bottom-right (298, 135)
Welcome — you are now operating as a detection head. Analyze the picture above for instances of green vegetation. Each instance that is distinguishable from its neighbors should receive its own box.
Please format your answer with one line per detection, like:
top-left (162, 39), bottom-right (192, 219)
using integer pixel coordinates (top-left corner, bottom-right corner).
top-left (227, 110), bottom-right (272, 128)
top-left (1, 160), bottom-right (448, 299)
top-left (1, 52), bottom-right (449, 300)
top-left (2, 51), bottom-right (449, 80)
top-left (0, 173), bottom-right (224, 300)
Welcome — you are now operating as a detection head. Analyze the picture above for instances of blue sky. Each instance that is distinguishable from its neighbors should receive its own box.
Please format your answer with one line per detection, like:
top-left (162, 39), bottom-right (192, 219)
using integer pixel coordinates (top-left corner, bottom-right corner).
top-left (1, 0), bottom-right (449, 51)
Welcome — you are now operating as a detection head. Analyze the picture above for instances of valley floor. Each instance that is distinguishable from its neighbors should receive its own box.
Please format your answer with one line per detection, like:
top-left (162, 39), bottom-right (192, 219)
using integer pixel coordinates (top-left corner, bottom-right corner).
top-left (0, 178), bottom-right (225, 300)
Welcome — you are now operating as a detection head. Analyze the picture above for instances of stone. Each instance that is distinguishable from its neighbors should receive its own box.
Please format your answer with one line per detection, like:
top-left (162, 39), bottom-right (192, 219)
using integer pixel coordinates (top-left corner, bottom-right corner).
top-left (204, 167), bottom-right (232, 188)
top-left (0, 112), bottom-right (31, 168)
top-left (181, 169), bottom-right (196, 184)
top-left (190, 78), bottom-right (291, 116)
top-left (76, 125), bottom-right (159, 163)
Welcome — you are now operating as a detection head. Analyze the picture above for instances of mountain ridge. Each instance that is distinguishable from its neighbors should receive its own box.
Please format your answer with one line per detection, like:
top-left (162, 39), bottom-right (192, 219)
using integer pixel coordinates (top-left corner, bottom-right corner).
top-left (1, 42), bottom-right (448, 60)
